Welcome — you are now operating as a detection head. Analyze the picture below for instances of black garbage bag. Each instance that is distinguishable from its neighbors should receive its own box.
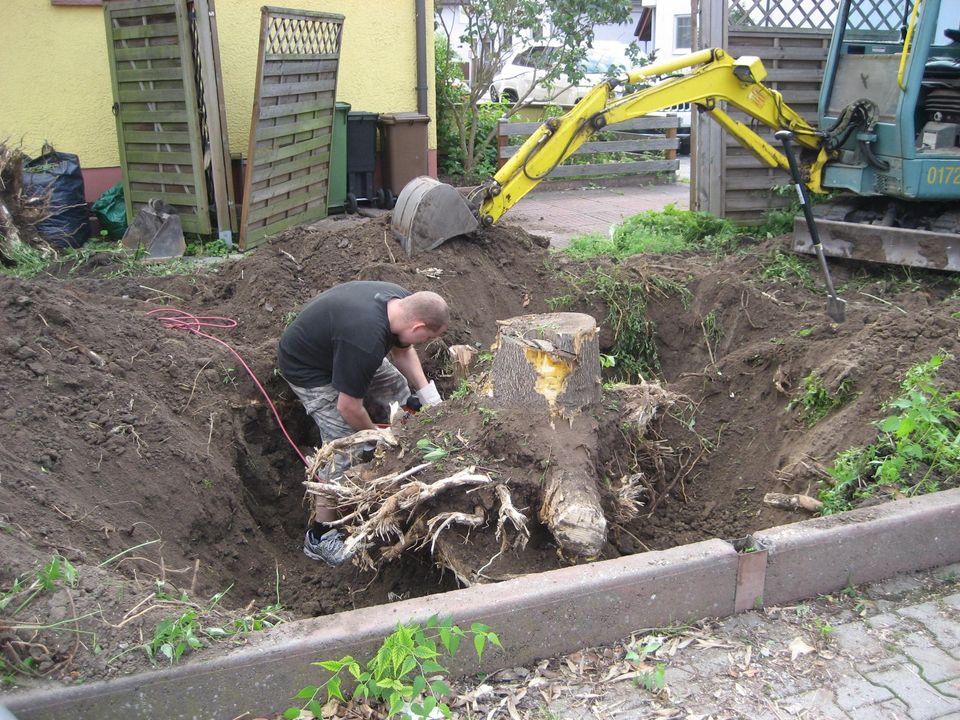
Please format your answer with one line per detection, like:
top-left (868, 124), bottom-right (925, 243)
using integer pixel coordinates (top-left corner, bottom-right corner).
top-left (21, 147), bottom-right (90, 249)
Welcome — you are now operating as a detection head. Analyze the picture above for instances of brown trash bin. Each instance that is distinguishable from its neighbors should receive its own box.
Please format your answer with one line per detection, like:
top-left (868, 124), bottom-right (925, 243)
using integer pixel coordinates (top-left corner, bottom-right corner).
top-left (379, 112), bottom-right (431, 199)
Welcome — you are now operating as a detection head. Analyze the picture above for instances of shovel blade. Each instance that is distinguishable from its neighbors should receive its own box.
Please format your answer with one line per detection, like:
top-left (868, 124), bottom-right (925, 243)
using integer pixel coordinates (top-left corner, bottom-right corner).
top-left (827, 296), bottom-right (847, 323)
top-left (121, 199), bottom-right (185, 261)
top-left (391, 176), bottom-right (479, 256)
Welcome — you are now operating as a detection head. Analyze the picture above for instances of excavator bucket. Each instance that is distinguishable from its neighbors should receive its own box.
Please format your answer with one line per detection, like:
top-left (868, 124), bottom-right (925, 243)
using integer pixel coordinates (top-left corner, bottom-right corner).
top-left (391, 176), bottom-right (479, 256)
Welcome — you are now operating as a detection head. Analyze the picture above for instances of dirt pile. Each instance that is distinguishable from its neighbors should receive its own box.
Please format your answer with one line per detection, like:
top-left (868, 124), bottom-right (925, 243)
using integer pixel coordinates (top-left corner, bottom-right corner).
top-left (0, 213), bottom-right (958, 690)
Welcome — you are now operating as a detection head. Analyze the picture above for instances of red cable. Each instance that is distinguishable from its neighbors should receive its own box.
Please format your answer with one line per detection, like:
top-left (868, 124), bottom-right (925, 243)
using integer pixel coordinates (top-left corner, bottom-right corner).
top-left (148, 308), bottom-right (309, 467)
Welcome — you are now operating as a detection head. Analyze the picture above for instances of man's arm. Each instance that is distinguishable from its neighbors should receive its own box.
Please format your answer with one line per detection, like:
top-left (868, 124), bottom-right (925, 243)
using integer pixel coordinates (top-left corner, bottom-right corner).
top-left (336, 392), bottom-right (376, 431)
top-left (389, 344), bottom-right (429, 391)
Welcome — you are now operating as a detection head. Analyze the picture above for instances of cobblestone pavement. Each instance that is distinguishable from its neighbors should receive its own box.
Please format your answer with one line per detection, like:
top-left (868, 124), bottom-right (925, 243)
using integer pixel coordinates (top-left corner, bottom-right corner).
top-left (461, 564), bottom-right (960, 719)
top-left (501, 167), bottom-right (690, 249)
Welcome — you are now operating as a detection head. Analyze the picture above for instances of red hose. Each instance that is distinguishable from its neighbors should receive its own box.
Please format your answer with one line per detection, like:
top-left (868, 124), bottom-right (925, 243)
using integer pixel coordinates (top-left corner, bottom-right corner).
top-left (148, 308), bottom-right (308, 467)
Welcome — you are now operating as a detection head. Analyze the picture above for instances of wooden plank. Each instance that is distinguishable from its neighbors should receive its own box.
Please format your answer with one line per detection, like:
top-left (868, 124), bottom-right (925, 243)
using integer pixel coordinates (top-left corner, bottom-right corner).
top-left (128, 169), bottom-right (197, 185)
top-left (263, 58), bottom-right (339, 76)
top-left (248, 203), bottom-right (327, 242)
top-left (114, 44), bottom-right (182, 62)
top-left (253, 114), bottom-right (332, 141)
top-left (122, 129), bottom-right (192, 144)
top-left (250, 133), bottom-right (330, 165)
top-left (116, 66), bottom-right (183, 82)
top-left (249, 169), bottom-right (329, 203)
top-left (129, 190), bottom-right (203, 205)
top-left (499, 115), bottom-right (678, 136)
top-left (125, 150), bottom-right (196, 164)
top-left (246, 186), bottom-right (328, 223)
top-left (729, 45), bottom-right (828, 60)
top-left (118, 88), bottom-right (186, 103)
top-left (265, 52), bottom-right (338, 63)
top-left (258, 78), bottom-right (337, 98)
top-left (121, 110), bottom-right (190, 123)
top-left (542, 159), bottom-right (678, 178)
top-left (500, 137), bottom-right (676, 159)
top-left (258, 100), bottom-right (334, 120)
top-left (112, 22), bottom-right (179, 40)
top-left (110, 4), bottom-right (178, 20)
top-left (251, 150), bottom-right (330, 184)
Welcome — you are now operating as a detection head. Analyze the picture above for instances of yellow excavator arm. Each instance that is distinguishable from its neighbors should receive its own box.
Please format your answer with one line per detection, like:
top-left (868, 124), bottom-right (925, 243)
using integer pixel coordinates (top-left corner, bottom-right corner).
top-left (479, 48), bottom-right (829, 227)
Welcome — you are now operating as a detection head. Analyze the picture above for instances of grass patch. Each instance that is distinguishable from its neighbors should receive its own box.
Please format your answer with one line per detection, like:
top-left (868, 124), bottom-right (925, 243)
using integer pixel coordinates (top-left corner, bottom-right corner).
top-left (565, 205), bottom-right (742, 260)
top-left (819, 354), bottom-right (960, 514)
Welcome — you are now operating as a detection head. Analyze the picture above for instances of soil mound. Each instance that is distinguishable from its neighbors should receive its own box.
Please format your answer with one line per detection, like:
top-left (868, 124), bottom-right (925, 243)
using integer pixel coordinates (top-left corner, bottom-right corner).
top-left (1, 213), bottom-right (958, 689)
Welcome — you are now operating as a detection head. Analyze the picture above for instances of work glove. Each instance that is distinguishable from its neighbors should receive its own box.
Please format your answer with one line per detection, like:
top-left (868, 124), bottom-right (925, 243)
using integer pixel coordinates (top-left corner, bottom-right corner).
top-left (416, 380), bottom-right (442, 407)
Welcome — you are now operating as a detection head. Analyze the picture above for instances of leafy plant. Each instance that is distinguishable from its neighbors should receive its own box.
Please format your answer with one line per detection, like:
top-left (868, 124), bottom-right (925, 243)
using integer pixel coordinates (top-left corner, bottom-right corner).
top-left (184, 238), bottom-right (230, 257)
top-left (449, 380), bottom-right (471, 401)
top-left (788, 372), bottom-right (856, 426)
top-left (479, 407), bottom-right (497, 426)
top-left (819, 355), bottom-right (960, 514)
top-left (284, 616), bottom-right (501, 719)
top-left (146, 609), bottom-right (203, 664)
top-left (416, 438), bottom-right (450, 462)
top-left (624, 636), bottom-right (667, 694)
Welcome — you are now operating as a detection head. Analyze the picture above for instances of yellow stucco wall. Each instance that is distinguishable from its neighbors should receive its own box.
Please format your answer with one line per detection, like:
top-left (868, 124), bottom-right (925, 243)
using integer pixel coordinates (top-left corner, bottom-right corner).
top-left (0, 0), bottom-right (435, 169)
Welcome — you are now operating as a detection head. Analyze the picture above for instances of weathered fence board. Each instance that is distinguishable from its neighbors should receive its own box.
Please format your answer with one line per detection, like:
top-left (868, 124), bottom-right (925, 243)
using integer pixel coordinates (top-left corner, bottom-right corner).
top-left (238, 7), bottom-right (344, 250)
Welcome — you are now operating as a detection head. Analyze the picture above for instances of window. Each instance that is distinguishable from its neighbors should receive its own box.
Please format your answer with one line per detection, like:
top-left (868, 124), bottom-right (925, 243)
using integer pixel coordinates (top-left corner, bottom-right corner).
top-left (674, 14), bottom-right (692, 52)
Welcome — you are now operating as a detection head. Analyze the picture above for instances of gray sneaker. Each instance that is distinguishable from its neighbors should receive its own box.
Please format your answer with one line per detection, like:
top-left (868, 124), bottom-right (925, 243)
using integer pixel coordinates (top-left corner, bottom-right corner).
top-left (303, 527), bottom-right (351, 566)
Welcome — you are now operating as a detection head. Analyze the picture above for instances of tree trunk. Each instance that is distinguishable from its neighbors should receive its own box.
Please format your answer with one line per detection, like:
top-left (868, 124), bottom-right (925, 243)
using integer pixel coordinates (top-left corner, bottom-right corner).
top-left (490, 312), bottom-right (606, 557)
top-left (490, 312), bottom-right (601, 416)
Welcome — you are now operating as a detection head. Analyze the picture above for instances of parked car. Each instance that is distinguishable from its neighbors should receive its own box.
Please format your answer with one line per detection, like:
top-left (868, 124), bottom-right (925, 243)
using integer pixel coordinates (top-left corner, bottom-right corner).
top-left (649, 103), bottom-right (692, 155)
top-left (488, 45), bottom-right (611, 106)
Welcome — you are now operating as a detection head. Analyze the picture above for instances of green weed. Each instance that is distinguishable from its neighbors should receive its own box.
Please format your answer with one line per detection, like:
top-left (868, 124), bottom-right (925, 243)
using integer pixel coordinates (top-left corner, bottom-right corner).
top-left (789, 372), bottom-right (856, 426)
top-left (416, 438), bottom-right (449, 462)
top-left (284, 616), bottom-right (501, 719)
top-left (147, 610), bottom-right (203, 664)
top-left (565, 205), bottom-right (742, 260)
top-left (760, 249), bottom-right (817, 290)
top-left (0, 237), bottom-right (49, 278)
top-left (449, 380), bottom-right (471, 401)
top-left (814, 618), bottom-right (835, 639)
top-left (819, 354), bottom-right (960, 514)
top-left (1, 553), bottom-right (79, 615)
top-left (479, 407), bottom-right (497, 426)
top-left (561, 269), bottom-right (661, 380)
top-left (184, 238), bottom-right (230, 257)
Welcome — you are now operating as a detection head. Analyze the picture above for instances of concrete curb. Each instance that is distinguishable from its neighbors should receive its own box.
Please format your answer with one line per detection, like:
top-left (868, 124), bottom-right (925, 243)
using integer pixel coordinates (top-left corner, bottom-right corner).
top-left (6, 489), bottom-right (960, 720)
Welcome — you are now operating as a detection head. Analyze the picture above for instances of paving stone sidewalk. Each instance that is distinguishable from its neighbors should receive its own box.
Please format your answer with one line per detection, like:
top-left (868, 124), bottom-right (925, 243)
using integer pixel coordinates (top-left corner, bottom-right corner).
top-left (459, 563), bottom-right (960, 719)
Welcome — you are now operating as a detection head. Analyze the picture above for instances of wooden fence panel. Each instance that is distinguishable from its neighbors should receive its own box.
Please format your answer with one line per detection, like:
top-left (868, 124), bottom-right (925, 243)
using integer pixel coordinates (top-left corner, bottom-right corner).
top-left (104, 0), bottom-right (211, 235)
top-left (695, 0), bottom-right (834, 224)
top-left (239, 7), bottom-right (344, 250)
top-left (497, 116), bottom-right (680, 183)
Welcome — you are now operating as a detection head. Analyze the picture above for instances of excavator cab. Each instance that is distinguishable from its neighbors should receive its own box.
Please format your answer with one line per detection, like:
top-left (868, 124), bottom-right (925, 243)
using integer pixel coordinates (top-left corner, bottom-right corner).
top-left (793, 0), bottom-right (960, 269)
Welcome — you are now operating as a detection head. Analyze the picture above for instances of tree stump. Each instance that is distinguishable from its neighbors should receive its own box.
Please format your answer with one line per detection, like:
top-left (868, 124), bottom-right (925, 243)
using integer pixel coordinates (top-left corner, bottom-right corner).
top-left (490, 312), bottom-right (606, 557)
top-left (489, 312), bottom-right (601, 416)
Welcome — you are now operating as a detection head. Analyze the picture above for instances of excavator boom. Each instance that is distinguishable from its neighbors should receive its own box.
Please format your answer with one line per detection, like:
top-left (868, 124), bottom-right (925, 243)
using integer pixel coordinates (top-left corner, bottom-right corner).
top-left (392, 49), bottom-right (828, 255)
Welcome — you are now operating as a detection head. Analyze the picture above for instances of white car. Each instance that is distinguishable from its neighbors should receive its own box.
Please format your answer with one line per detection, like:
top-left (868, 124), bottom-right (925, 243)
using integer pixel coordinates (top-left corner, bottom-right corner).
top-left (488, 45), bottom-right (610, 106)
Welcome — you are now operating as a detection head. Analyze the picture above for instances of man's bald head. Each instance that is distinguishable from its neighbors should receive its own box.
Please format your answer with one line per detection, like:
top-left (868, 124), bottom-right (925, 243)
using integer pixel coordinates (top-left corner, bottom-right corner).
top-left (398, 291), bottom-right (449, 331)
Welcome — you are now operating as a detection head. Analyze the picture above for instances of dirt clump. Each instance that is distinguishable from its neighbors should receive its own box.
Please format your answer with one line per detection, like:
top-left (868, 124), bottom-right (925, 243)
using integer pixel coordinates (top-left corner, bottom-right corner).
top-left (1, 213), bottom-right (958, 691)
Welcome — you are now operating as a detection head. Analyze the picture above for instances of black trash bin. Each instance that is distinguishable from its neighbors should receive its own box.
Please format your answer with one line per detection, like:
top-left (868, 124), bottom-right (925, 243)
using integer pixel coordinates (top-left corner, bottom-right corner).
top-left (346, 111), bottom-right (378, 212)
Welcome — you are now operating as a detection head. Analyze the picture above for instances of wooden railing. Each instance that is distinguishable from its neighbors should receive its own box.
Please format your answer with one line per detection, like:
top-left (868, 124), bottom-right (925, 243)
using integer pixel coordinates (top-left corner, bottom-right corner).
top-left (496, 115), bottom-right (681, 184)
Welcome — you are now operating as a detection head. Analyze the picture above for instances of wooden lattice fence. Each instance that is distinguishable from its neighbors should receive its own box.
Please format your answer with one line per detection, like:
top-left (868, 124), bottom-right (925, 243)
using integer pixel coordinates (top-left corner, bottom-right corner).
top-left (694, 0), bottom-right (835, 223)
top-left (239, 7), bottom-right (344, 249)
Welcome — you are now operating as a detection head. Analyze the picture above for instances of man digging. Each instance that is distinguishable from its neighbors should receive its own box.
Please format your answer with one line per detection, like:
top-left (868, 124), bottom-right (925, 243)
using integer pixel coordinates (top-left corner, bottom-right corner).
top-left (277, 280), bottom-right (449, 565)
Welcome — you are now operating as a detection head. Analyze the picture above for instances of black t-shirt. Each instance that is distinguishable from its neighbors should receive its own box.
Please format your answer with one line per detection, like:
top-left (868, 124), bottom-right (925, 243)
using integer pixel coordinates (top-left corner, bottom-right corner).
top-left (277, 281), bottom-right (409, 396)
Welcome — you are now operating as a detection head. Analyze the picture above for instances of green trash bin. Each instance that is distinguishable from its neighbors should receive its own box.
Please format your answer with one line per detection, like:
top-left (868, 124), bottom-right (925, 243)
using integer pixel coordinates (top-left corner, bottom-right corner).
top-left (328, 101), bottom-right (351, 212)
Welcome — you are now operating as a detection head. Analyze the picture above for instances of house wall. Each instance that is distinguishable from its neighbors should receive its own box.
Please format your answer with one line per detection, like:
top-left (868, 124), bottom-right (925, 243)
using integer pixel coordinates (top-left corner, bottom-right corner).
top-left (0, 0), bottom-right (434, 199)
